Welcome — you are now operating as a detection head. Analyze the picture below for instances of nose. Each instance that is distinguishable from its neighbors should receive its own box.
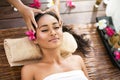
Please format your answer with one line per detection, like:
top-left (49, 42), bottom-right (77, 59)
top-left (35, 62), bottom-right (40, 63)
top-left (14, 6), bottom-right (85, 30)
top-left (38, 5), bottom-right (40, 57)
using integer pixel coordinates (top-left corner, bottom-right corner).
top-left (50, 29), bottom-right (56, 36)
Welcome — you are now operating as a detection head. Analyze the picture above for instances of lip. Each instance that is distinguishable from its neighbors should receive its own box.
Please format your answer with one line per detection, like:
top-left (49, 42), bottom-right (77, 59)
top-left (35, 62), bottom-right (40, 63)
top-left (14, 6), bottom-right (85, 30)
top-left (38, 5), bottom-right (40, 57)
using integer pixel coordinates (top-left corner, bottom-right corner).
top-left (48, 38), bottom-right (59, 42)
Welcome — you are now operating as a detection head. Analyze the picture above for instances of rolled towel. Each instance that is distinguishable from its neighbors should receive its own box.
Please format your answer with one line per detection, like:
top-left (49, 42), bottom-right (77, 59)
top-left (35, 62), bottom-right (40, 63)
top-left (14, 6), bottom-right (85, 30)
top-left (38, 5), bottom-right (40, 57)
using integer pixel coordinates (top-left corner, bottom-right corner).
top-left (4, 37), bottom-right (42, 62)
top-left (4, 32), bottom-right (77, 66)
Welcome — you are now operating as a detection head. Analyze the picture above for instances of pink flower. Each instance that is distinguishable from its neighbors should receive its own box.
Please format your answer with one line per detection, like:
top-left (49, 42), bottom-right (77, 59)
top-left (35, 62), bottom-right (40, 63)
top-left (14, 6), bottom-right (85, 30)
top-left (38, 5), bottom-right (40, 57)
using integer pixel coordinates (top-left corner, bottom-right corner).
top-left (25, 30), bottom-right (36, 40)
top-left (30, 0), bottom-right (41, 9)
top-left (114, 51), bottom-right (120, 60)
top-left (66, 0), bottom-right (75, 9)
top-left (105, 26), bottom-right (115, 37)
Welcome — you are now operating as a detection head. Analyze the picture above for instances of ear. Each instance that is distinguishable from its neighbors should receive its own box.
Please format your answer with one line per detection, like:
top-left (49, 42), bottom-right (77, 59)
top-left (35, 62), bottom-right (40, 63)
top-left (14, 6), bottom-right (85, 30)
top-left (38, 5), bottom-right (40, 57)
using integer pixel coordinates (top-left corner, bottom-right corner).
top-left (33, 39), bottom-right (38, 44)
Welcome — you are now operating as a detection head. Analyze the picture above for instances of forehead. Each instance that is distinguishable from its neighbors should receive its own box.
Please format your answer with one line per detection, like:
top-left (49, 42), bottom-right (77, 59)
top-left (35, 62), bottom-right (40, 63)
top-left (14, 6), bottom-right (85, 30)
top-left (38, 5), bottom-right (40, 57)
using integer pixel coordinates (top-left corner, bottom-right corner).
top-left (37, 14), bottom-right (59, 25)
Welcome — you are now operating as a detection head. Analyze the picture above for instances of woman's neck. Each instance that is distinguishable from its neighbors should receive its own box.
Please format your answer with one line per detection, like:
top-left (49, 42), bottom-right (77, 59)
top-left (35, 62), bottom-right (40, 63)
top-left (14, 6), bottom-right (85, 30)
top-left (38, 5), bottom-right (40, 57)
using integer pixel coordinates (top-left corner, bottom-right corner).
top-left (41, 48), bottom-right (64, 64)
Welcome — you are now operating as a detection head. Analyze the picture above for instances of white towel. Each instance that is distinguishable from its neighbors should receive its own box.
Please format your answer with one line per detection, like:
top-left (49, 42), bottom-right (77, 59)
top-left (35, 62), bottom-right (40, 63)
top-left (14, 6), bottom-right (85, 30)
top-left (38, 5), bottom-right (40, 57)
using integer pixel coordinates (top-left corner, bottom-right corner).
top-left (44, 70), bottom-right (88, 80)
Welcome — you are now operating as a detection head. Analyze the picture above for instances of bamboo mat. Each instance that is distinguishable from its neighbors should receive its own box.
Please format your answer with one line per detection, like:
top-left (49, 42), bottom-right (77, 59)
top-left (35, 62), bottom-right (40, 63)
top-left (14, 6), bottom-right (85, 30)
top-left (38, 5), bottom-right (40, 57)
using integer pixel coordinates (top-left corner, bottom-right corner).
top-left (0, 24), bottom-right (120, 80)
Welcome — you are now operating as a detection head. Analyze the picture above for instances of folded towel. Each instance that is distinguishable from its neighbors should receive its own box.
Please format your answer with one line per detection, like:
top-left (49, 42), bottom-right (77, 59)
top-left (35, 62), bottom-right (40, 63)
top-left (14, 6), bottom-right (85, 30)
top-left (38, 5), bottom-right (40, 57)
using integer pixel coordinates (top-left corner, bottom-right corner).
top-left (4, 32), bottom-right (77, 66)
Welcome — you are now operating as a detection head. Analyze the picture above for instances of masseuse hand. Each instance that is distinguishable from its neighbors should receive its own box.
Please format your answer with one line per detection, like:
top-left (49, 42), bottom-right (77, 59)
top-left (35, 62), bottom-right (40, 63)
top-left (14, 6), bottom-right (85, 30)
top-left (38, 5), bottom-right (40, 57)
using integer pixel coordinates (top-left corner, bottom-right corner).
top-left (19, 5), bottom-right (43, 31)
top-left (44, 5), bottom-right (62, 25)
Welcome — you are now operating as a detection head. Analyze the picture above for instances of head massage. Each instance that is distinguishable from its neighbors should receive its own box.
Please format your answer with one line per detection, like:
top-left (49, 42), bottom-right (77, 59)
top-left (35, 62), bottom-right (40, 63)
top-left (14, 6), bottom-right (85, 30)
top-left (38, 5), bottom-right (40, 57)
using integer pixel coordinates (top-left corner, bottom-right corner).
top-left (32, 11), bottom-right (90, 54)
top-left (21, 11), bottom-right (90, 80)
top-left (3, 11), bottom-right (90, 80)
top-left (3, 0), bottom-right (90, 79)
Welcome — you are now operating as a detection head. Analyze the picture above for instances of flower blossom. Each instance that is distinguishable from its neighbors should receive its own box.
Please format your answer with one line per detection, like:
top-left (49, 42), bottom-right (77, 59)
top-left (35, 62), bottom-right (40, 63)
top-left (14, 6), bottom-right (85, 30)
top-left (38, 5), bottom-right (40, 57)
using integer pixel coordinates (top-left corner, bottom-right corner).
top-left (105, 26), bottom-right (115, 37)
top-left (66, 0), bottom-right (75, 9)
top-left (25, 30), bottom-right (36, 40)
top-left (96, 19), bottom-right (107, 30)
top-left (114, 50), bottom-right (120, 60)
top-left (30, 0), bottom-right (41, 9)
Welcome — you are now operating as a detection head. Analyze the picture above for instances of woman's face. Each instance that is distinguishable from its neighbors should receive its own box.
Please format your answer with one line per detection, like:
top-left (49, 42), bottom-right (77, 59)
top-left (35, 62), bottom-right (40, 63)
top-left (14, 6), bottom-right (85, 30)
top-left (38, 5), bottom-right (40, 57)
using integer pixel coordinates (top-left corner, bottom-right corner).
top-left (35, 14), bottom-right (63, 49)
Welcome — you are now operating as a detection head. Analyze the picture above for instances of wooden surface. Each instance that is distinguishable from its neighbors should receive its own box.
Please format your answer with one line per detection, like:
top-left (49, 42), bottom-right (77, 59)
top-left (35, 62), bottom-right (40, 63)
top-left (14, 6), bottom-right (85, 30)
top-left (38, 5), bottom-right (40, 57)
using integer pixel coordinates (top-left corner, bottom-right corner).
top-left (77, 24), bottom-right (120, 80)
top-left (0, 27), bottom-right (27, 80)
top-left (0, 0), bottom-right (120, 80)
top-left (0, 25), bottom-right (120, 80)
top-left (0, 0), bottom-right (106, 29)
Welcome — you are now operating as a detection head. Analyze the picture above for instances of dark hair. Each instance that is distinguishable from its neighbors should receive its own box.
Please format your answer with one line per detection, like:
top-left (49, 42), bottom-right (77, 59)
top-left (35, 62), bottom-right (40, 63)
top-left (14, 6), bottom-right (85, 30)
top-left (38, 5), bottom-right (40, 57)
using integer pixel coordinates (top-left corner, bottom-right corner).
top-left (32, 11), bottom-right (59, 29)
top-left (33, 12), bottom-right (91, 54)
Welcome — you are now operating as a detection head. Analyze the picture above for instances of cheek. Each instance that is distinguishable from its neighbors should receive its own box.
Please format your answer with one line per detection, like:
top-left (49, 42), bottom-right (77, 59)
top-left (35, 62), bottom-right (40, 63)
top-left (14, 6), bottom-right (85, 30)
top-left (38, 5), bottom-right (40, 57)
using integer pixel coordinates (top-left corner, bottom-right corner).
top-left (57, 28), bottom-right (63, 42)
top-left (58, 27), bottom-right (63, 35)
top-left (36, 32), bottom-right (48, 44)
top-left (38, 33), bottom-right (44, 38)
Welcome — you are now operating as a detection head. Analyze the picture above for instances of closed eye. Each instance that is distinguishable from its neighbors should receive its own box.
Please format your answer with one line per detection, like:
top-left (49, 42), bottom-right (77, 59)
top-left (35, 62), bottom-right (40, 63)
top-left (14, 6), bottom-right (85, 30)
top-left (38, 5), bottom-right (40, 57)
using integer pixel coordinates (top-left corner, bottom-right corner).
top-left (41, 29), bottom-right (48, 32)
top-left (54, 26), bottom-right (60, 29)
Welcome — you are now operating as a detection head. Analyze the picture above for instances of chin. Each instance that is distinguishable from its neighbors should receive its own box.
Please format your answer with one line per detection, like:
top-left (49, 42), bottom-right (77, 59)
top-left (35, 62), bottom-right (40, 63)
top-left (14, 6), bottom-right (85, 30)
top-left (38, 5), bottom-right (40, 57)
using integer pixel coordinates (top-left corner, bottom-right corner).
top-left (50, 43), bottom-right (62, 48)
top-left (46, 42), bottom-right (62, 49)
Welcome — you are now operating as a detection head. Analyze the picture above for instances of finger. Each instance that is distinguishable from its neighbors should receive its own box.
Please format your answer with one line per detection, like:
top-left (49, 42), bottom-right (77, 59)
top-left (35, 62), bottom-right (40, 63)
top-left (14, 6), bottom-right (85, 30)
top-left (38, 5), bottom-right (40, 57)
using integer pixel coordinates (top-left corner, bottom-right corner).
top-left (26, 19), bottom-right (35, 31)
top-left (31, 16), bottom-right (38, 28)
top-left (33, 8), bottom-right (44, 13)
top-left (44, 8), bottom-right (52, 13)
top-left (44, 6), bottom-right (62, 24)
top-left (45, 7), bottom-right (59, 18)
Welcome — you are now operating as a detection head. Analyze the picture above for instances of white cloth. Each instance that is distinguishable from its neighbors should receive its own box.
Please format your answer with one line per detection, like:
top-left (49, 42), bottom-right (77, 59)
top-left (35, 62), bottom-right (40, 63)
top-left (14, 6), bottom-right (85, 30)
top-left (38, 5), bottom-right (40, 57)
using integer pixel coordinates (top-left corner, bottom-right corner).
top-left (106, 0), bottom-right (120, 32)
top-left (43, 70), bottom-right (88, 80)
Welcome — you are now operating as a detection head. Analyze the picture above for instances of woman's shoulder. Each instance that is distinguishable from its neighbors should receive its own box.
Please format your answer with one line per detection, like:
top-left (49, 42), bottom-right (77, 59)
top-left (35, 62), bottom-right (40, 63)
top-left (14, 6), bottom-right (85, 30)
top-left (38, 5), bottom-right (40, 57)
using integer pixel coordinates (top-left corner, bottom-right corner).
top-left (65, 54), bottom-right (83, 63)
top-left (21, 62), bottom-right (46, 71)
top-left (68, 54), bottom-right (83, 60)
top-left (21, 62), bottom-right (46, 78)
top-left (21, 63), bottom-right (36, 74)
top-left (21, 64), bottom-right (36, 79)
top-left (65, 55), bottom-right (84, 70)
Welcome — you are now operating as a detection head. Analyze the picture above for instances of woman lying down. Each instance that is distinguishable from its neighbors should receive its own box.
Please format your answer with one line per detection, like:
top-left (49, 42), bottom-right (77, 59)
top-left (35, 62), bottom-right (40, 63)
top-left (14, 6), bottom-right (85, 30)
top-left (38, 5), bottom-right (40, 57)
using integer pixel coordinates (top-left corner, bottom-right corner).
top-left (21, 11), bottom-right (90, 80)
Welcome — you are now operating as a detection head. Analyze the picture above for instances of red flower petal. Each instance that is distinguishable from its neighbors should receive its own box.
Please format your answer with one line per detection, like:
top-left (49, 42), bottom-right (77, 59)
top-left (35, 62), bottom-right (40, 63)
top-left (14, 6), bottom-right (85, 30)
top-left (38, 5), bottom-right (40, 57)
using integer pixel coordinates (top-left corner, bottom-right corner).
top-left (30, 0), bottom-right (41, 9)
top-left (25, 30), bottom-right (36, 40)
top-left (66, 0), bottom-right (75, 9)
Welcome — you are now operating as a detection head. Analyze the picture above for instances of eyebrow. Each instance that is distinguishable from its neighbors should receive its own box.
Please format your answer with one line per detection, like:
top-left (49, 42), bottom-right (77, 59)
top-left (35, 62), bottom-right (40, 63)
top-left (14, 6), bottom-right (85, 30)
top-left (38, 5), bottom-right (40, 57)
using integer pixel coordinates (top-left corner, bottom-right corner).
top-left (53, 22), bottom-right (59, 25)
top-left (39, 22), bottom-right (59, 28)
